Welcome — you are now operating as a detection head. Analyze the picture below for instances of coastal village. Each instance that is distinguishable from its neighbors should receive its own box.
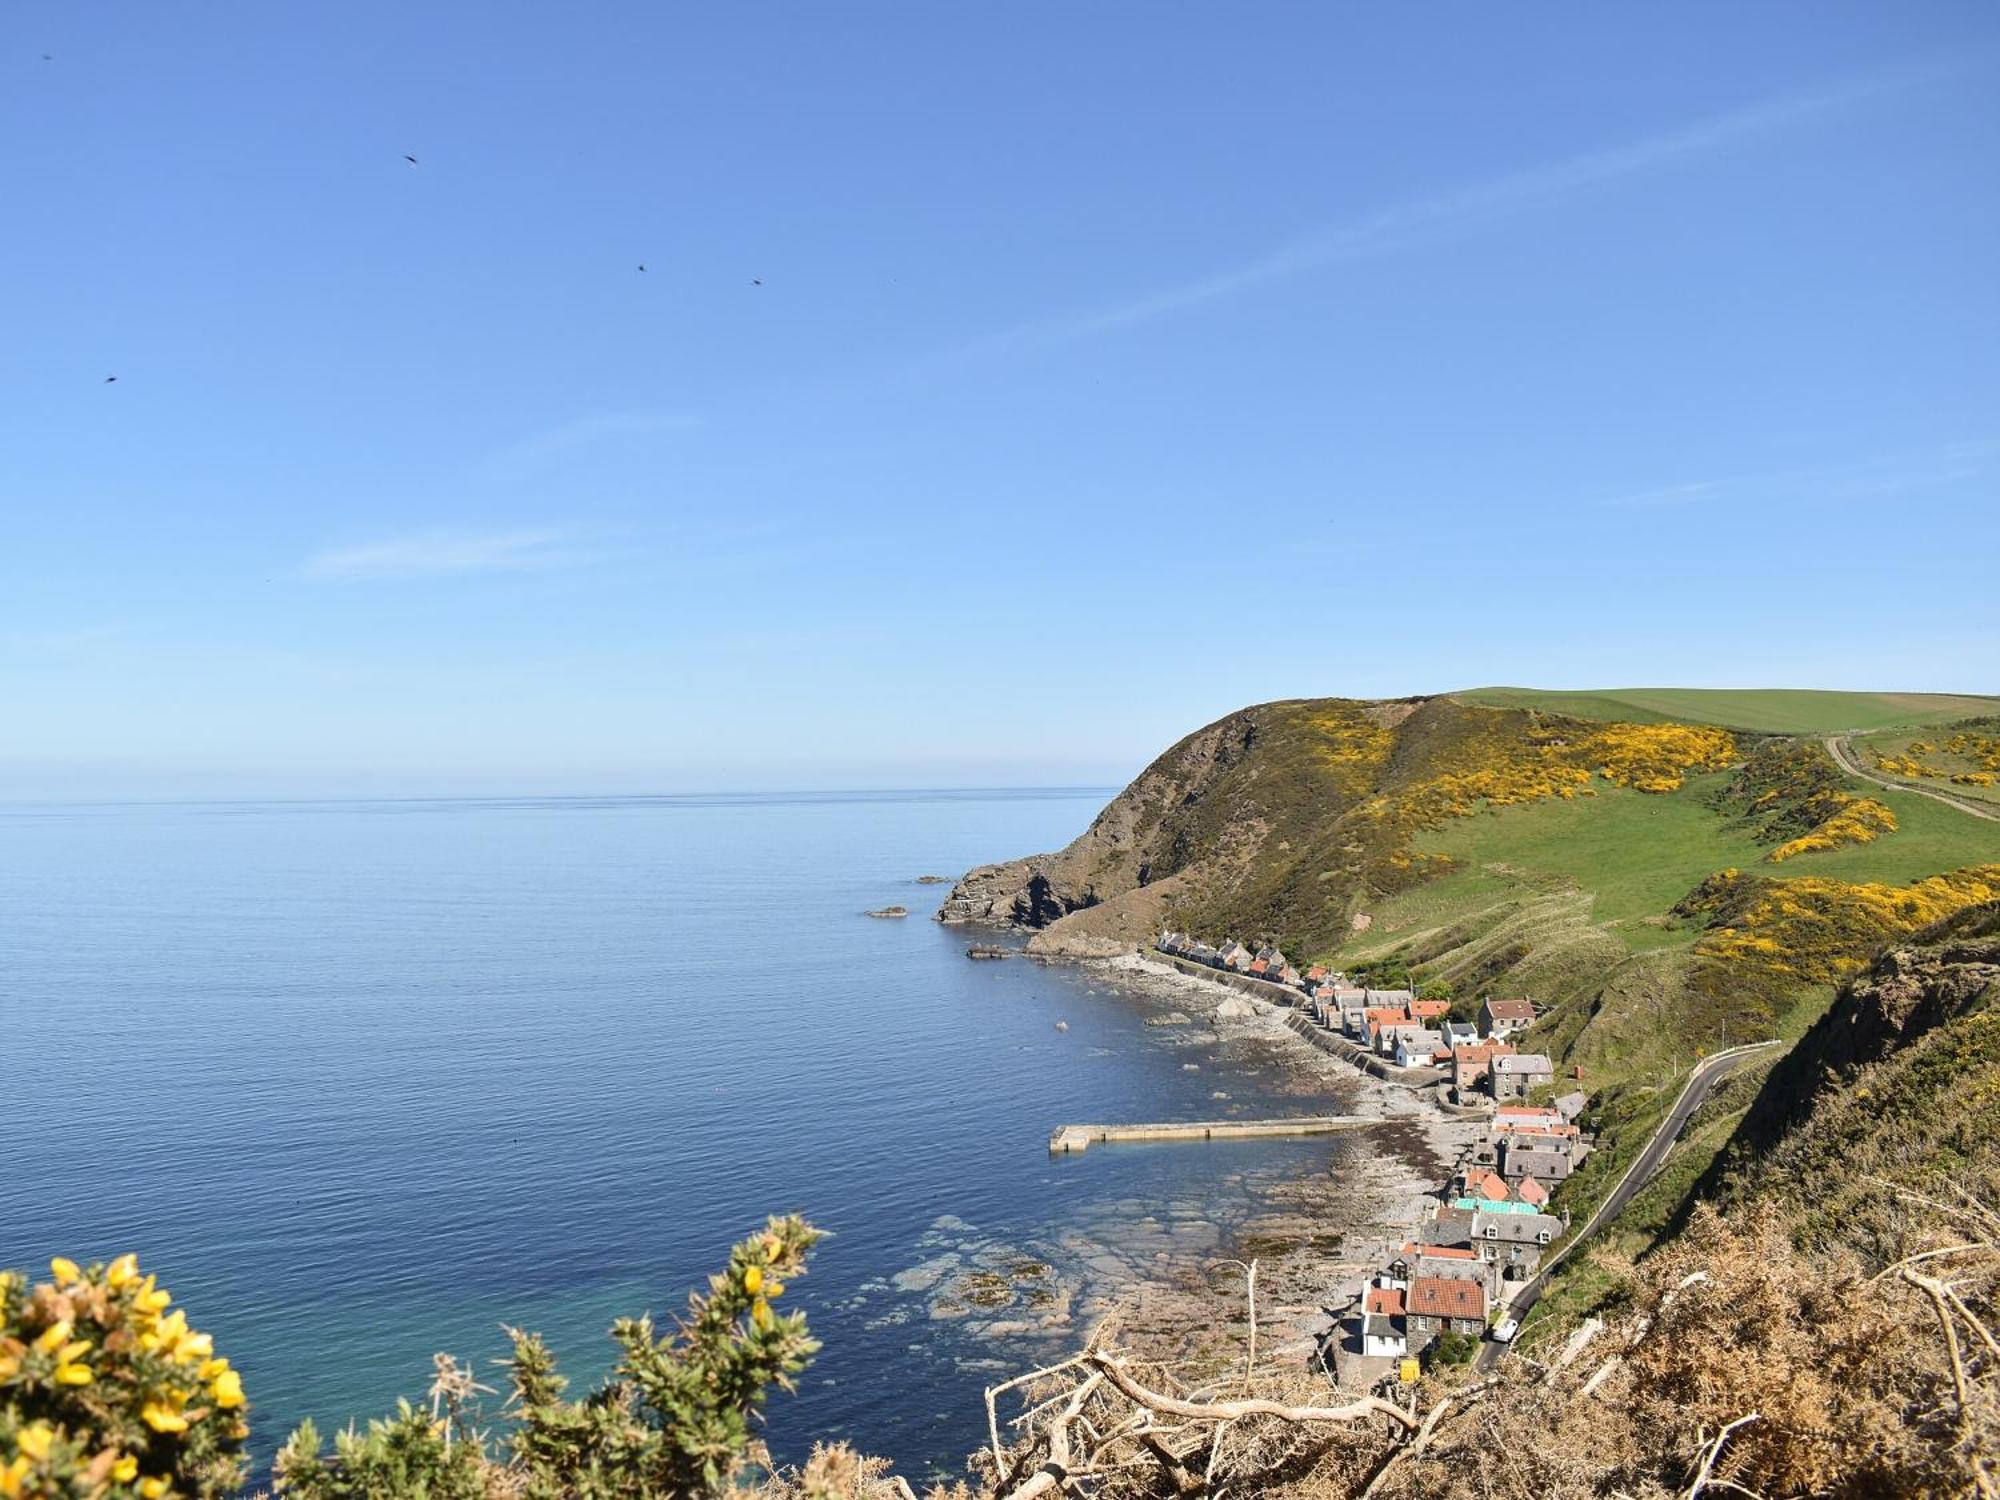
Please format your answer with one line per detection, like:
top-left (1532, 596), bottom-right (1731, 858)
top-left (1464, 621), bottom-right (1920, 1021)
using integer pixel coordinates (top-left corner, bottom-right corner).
top-left (1152, 930), bottom-right (1589, 1381)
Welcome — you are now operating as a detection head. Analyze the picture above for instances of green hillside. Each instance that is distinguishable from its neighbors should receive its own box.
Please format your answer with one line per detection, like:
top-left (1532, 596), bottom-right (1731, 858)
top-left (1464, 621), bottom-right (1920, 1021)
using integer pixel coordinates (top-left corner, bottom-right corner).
top-left (1459, 685), bottom-right (2000, 734)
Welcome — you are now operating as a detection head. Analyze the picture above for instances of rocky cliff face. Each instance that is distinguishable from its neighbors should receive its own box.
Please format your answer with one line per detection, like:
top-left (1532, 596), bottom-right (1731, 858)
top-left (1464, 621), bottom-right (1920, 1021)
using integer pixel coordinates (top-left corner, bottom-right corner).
top-left (936, 695), bottom-right (1433, 957)
top-left (1726, 900), bottom-right (2000, 1157)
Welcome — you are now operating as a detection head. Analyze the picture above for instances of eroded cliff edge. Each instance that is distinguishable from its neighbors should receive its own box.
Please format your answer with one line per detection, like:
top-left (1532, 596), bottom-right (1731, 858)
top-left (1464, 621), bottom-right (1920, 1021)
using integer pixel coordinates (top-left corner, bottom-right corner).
top-left (936, 696), bottom-right (1428, 958)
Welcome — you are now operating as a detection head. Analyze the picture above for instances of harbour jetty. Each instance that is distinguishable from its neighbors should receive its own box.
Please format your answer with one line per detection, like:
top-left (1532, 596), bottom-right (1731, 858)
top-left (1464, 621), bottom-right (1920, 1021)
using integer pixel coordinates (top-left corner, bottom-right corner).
top-left (1049, 1115), bottom-right (1374, 1154)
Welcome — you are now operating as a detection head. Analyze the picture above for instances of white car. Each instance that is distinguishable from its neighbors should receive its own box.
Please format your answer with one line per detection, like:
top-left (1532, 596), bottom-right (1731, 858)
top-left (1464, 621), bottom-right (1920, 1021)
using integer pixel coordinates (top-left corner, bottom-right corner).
top-left (1489, 1317), bottom-right (1520, 1343)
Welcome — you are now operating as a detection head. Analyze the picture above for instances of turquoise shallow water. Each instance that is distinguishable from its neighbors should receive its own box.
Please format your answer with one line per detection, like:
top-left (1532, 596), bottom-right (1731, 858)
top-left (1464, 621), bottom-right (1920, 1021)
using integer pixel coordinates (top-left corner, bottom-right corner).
top-left (0, 790), bottom-right (1350, 1480)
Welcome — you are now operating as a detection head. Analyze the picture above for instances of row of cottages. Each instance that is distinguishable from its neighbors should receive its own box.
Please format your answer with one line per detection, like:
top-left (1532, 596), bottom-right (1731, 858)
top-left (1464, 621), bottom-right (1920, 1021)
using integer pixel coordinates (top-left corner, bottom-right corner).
top-left (1459, 1099), bottom-right (1591, 1197)
top-left (1155, 932), bottom-right (1305, 989)
top-left (1348, 1095), bottom-right (1592, 1365)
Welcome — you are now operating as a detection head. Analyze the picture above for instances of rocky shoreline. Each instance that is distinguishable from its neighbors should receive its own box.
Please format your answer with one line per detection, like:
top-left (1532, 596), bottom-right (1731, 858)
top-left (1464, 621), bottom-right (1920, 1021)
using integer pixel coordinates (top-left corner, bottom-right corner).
top-left (878, 942), bottom-right (1480, 1390)
top-left (1082, 952), bottom-right (1480, 1374)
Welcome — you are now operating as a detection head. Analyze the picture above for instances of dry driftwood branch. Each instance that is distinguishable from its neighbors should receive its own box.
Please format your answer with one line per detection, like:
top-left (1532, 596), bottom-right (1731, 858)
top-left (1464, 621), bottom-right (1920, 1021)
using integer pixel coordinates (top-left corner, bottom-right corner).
top-left (1002, 1371), bottom-right (1105, 1500)
top-left (1089, 1349), bottom-right (1419, 1430)
top-left (1906, 1270), bottom-right (1973, 1416)
top-left (1868, 1240), bottom-right (1993, 1284)
top-left (1683, 1411), bottom-right (1760, 1499)
top-left (1356, 1378), bottom-right (1498, 1500)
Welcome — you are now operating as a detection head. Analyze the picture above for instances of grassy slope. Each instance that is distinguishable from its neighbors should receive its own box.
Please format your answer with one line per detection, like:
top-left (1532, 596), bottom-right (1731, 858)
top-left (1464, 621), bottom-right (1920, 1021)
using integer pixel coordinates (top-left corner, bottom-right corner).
top-left (1331, 737), bottom-right (1996, 1328)
top-left (1460, 686), bottom-right (2000, 733)
top-left (1850, 724), bottom-right (2000, 810)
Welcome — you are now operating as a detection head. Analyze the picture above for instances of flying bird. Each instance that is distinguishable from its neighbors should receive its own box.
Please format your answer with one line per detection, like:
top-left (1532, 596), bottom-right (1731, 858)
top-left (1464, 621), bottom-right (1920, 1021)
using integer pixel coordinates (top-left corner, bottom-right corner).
top-left (637, 264), bottom-right (647, 272)
top-left (104, 375), bottom-right (117, 383)
top-left (403, 154), bottom-right (419, 167)
top-left (751, 278), bottom-right (763, 286)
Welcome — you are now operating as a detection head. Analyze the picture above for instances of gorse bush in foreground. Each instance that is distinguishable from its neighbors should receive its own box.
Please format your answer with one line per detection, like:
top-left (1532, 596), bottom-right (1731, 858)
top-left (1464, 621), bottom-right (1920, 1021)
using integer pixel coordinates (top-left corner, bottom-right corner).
top-left (276, 1215), bottom-right (823, 1500)
top-left (0, 1255), bottom-right (247, 1500)
top-left (6, 1220), bottom-right (821, 1500)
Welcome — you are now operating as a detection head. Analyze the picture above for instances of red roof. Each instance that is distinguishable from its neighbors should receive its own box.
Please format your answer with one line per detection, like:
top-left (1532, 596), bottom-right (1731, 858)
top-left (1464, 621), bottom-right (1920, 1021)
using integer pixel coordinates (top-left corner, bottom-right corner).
top-left (1248, 958), bottom-right (1269, 975)
top-left (1410, 999), bottom-right (1450, 1019)
top-left (1468, 1170), bottom-right (1510, 1202)
top-left (1517, 1176), bottom-right (1550, 1206)
top-left (1364, 1006), bottom-right (1409, 1025)
top-left (1399, 1241), bottom-right (1477, 1261)
top-left (1485, 997), bottom-right (1536, 1022)
top-left (1364, 1286), bottom-right (1405, 1316)
top-left (1408, 1276), bottom-right (1487, 1320)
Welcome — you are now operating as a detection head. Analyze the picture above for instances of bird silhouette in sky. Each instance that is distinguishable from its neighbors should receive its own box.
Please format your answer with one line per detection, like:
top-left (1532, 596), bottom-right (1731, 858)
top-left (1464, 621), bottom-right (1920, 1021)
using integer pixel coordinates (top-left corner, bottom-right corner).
top-left (104, 376), bottom-right (117, 384)
top-left (403, 154), bottom-right (419, 167)
top-left (637, 264), bottom-right (647, 272)
top-left (752, 278), bottom-right (763, 286)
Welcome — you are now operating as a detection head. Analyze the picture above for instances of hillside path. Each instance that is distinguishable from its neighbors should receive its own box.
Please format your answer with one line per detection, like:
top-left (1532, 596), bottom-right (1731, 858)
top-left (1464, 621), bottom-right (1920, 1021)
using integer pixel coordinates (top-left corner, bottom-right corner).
top-left (1476, 1040), bottom-right (1782, 1371)
top-left (1826, 734), bottom-right (2000, 823)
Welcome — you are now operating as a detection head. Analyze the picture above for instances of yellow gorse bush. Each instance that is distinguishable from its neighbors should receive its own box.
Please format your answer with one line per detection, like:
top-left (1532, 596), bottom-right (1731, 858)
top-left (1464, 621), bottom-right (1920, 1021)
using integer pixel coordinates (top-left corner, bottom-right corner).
top-left (1770, 794), bottom-right (1898, 862)
top-left (1306, 708), bottom-right (1396, 796)
top-left (1687, 865), bottom-right (2000, 983)
top-left (1368, 719), bottom-right (1737, 828)
top-left (0, 1256), bottom-right (245, 1500)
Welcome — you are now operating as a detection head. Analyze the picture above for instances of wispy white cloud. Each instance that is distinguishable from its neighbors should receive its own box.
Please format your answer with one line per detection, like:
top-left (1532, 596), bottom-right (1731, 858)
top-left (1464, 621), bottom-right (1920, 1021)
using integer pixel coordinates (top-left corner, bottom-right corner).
top-left (481, 410), bottom-right (703, 481)
top-left (303, 527), bottom-right (588, 582)
top-left (937, 54), bottom-right (1972, 362)
top-left (1599, 438), bottom-right (1998, 511)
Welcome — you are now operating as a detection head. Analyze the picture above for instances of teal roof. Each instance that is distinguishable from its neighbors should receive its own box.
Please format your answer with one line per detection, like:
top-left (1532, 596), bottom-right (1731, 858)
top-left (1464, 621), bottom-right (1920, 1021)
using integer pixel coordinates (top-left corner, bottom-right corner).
top-left (1452, 1197), bottom-right (1535, 1214)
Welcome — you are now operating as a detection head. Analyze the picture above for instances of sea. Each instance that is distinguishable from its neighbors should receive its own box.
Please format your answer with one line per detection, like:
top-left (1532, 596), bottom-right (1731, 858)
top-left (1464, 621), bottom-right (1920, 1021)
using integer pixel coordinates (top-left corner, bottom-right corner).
top-left (0, 790), bottom-right (1357, 1482)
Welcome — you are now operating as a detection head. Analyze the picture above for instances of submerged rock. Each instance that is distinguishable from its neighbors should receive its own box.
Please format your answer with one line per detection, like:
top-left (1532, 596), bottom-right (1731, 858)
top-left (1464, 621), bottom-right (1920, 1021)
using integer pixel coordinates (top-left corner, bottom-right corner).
top-left (865, 905), bottom-right (910, 918)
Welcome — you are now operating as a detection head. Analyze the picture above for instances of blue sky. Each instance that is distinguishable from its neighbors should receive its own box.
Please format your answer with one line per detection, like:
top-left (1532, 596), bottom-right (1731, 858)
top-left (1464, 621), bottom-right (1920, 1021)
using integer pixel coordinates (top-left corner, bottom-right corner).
top-left (5, 3), bottom-right (1998, 797)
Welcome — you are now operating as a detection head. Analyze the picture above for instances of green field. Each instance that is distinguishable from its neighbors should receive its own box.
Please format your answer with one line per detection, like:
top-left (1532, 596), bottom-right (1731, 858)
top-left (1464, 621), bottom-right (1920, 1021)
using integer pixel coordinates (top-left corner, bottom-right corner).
top-left (1351, 769), bottom-right (1996, 958)
top-left (1849, 725), bottom-right (2000, 810)
top-left (1458, 686), bottom-right (2000, 734)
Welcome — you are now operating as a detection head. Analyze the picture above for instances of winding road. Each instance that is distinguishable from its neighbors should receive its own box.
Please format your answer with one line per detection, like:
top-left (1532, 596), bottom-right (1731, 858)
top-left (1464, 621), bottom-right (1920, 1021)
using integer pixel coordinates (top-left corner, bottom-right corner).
top-left (1826, 734), bottom-right (2000, 823)
top-left (1476, 1039), bottom-right (1783, 1369)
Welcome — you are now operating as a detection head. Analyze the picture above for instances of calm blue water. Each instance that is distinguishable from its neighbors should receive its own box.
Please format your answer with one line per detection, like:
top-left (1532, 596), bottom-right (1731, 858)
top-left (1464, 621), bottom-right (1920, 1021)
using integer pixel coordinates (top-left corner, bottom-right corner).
top-left (0, 791), bottom-right (1351, 1482)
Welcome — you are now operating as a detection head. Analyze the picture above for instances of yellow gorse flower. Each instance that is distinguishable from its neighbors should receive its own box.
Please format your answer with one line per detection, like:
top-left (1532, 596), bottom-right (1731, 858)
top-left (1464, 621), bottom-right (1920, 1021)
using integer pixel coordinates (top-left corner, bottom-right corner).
top-left (49, 1258), bottom-right (81, 1286)
top-left (107, 1254), bottom-right (140, 1290)
top-left (175, 1333), bottom-right (212, 1363)
top-left (138, 1478), bottom-right (170, 1500)
top-left (751, 1298), bottom-right (772, 1331)
top-left (742, 1266), bottom-right (763, 1295)
top-left (15, 1427), bottom-right (52, 1463)
top-left (34, 1320), bottom-right (74, 1354)
top-left (0, 1457), bottom-right (29, 1499)
top-left (141, 1403), bottom-right (189, 1435)
top-left (112, 1456), bottom-right (139, 1483)
top-left (210, 1368), bottom-right (245, 1409)
top-left (54, 1362), bottom-right (94, 1386)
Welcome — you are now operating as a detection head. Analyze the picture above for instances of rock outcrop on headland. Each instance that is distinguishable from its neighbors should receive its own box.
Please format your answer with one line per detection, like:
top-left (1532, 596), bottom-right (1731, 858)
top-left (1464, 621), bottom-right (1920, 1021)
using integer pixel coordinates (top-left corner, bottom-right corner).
top-left (936, 702), bottom-right (1295, 956)
top-left (936, 696), bottom-right (1431, 957)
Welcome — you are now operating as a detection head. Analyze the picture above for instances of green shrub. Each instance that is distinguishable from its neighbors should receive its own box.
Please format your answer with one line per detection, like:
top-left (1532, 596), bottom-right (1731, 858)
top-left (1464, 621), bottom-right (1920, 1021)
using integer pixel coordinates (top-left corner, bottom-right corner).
top-left (1429, 1330), bottom-right (1479, 1367)
top-left (275, 1215), bottom-right (823, 1500)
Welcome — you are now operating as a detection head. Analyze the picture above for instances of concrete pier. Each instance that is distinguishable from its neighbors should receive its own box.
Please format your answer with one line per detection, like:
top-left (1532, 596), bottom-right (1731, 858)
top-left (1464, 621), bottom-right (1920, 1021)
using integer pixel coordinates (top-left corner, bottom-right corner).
top-left (1048, 1115), bottom-right (1374, 1154)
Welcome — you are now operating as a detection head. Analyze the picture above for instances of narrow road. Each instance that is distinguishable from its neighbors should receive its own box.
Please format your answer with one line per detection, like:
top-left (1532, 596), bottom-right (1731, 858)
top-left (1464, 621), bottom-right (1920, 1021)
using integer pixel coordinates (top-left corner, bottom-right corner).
top-left (1475, 1039), bottom-right (1782, 1369)
top-left (1827, 734), bottom-right (2000, 823)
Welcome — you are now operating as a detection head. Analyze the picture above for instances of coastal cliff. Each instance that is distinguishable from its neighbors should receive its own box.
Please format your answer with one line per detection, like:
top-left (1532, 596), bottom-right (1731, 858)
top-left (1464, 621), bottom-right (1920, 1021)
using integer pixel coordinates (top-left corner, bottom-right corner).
top-left (938, 696), bottom-right (1428, 957)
